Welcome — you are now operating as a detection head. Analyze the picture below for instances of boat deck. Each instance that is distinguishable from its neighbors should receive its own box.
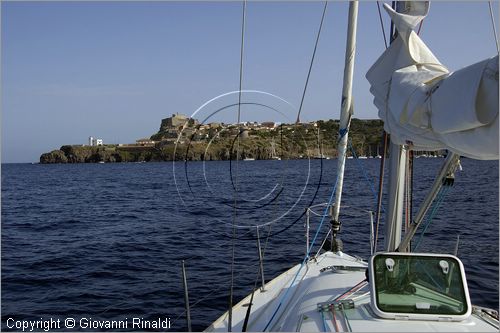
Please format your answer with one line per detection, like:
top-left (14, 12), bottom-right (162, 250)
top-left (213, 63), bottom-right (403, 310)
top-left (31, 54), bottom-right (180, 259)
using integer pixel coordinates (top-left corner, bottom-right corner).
top-left (206, 251), bottom-right (498, 332)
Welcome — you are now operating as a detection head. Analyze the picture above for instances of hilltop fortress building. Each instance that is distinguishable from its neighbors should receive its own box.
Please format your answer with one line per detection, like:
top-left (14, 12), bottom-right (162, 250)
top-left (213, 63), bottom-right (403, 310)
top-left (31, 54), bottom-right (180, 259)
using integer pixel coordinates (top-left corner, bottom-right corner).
top-left (160, 113), bottom-right (198, 132)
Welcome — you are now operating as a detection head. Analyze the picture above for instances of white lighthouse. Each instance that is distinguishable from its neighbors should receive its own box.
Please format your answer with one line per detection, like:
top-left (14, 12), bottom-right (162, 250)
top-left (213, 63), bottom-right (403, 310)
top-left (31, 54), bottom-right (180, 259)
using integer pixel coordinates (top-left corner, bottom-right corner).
top-left (89, 136), bottom-right (94, 146)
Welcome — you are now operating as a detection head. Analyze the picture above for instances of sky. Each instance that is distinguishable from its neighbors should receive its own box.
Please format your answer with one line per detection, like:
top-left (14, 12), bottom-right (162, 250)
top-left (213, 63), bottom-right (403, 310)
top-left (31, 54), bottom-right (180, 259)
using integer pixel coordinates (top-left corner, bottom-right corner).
top-left (2, 1), bottom-right (499, 163)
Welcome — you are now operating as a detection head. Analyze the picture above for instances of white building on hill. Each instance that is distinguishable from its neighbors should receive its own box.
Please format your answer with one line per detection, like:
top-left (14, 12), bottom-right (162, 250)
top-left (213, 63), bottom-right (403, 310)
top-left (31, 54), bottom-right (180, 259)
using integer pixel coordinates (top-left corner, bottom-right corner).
top-left (88, 136), bottom-right (103, 146)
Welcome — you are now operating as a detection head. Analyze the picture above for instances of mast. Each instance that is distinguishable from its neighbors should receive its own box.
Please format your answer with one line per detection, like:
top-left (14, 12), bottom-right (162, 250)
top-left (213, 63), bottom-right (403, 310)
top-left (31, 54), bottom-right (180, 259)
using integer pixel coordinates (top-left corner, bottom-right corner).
top-left (384, 1), bottom-right (409, 252)
top-left (384, 143), bottom-right (408, 251)
top-left (331, 1), bottom-right (358, 248)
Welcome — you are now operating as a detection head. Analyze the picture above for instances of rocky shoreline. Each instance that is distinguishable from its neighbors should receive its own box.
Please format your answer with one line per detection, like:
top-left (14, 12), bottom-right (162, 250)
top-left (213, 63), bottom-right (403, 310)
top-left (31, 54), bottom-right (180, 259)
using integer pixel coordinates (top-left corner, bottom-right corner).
top-left (40, 118), bottom-right (386, 163)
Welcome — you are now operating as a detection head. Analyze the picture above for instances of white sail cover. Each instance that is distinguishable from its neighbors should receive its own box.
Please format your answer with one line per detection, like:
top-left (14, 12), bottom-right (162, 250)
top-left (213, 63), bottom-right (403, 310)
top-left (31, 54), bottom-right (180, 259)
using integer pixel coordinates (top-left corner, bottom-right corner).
top-left (366, 2), bottom-right (499, 160)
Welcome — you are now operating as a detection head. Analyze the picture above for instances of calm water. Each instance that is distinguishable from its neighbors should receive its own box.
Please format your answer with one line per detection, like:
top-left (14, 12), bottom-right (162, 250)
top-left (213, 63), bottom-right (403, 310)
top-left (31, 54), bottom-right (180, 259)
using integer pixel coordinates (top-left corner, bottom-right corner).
top-left (2, 158), bottom-right (498, 331)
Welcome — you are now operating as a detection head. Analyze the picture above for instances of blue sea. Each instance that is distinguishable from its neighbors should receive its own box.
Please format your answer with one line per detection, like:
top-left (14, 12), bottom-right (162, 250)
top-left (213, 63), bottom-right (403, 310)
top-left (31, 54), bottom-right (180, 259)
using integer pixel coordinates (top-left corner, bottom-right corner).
top-left (1, 158), bottom-right (498, 331)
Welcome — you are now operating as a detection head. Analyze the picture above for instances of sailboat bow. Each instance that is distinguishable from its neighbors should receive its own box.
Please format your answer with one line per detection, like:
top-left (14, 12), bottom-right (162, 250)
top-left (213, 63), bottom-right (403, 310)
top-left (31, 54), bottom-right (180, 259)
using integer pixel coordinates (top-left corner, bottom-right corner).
top-left (204, 1), bottom-right (499, 332)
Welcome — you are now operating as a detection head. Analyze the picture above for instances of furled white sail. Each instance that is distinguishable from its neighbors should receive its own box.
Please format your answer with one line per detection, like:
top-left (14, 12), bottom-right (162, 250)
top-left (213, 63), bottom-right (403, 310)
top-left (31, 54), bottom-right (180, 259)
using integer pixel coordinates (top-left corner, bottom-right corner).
top-left (366, 2), bottom-right (499, 160)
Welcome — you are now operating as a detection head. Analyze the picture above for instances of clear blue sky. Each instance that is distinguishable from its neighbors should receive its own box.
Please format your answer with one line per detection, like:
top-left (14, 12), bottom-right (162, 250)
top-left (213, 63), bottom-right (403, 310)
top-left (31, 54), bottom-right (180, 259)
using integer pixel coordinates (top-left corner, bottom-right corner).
top-left (2, 1), bottom-right (498, 163)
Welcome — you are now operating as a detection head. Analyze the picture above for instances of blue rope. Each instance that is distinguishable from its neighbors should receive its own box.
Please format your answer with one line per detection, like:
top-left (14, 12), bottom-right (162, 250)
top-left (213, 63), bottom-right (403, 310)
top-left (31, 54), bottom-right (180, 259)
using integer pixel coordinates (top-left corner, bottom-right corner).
top-left (348, 139), bottom-right (384, 213)
top-left (320, 310), bottom-right (328, 332)
top-left (263, 173), bottom-right (340, 331)
top-left (413, 185), bottom-right (451, 251)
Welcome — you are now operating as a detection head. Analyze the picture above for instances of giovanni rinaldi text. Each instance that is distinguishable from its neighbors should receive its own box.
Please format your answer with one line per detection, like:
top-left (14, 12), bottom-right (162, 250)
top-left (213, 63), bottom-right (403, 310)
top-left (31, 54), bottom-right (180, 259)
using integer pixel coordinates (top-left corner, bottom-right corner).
top-left (6, 317), bottom-right (172, 331)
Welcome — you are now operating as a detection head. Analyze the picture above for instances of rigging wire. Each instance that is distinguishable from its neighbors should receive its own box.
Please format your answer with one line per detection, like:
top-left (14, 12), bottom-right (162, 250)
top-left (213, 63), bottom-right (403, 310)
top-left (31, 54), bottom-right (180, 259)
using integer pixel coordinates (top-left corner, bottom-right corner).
top-left (488, 1), bottom-right (500, 53)
top-left (206, 2), bottom-right (331, 328)
top-left (178, 227), bottom-right (256, 263)
top-left (348, 140), bottom-right (383, 210)
top-left (205, 0), bottom-right (329, 242)
top-left (373, 132), bottom-right (388, 253)
top-left (241, 224), bottom-right (272, 331)
top-left (404, 11), bottom-right (426, 253)
top-left (402, 150), bottom-right (413, 252)
top-left (372, 0), bottom-right (394, 252)
top-left (187, 1), bottom-right (330, 243)
top-left (389, 1), bottom-right (397, 40)
top-left (170, 258), bottom-right (262, 329)
top-left (416, 20), bottom-right (423, 35)
top-left (237, 3), bottom-right (246, 126)
top-left (295, 1), bottom-right (328, 124)
top-left (228, 1), bottom-right (247, 330)
top-left (256, 6), bottom-right (339, 331)
top-left (413, 185), bottom-right (451, 251)
top-left (376, 1), bottom-right (388, 49)
top-left (172, 226), bottom-right (274, 330)
top-left (263, 175), bottom-right (340, 331)
top-left (347, 137), bottom-right (390, 253)
top-left (165, 227), bottom-right (271, 328)
top-left (219, 0), bottom-right (330, 242)
top-left (213, 156), bottom-right (323, 241)
top-left (408, 150), bottom-right (414, 251)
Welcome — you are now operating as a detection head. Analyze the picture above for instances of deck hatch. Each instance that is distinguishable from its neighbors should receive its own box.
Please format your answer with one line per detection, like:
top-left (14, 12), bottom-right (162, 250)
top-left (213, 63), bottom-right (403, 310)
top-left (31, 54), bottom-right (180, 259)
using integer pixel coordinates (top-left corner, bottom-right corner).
top-left (369, 252), bottom-right (472, 321)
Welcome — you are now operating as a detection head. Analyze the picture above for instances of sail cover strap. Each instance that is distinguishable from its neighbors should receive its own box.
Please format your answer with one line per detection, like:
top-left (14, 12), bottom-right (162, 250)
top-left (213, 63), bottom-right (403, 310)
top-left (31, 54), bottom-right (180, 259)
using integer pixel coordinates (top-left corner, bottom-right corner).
top-left (366, 2), bottom-right (499, 160)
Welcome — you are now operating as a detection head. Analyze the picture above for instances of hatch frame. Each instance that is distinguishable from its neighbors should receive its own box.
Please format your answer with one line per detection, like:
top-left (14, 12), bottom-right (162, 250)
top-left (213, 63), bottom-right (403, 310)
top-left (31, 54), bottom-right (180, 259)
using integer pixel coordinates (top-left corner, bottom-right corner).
top-left (368, 252), bottom-right (472, 321)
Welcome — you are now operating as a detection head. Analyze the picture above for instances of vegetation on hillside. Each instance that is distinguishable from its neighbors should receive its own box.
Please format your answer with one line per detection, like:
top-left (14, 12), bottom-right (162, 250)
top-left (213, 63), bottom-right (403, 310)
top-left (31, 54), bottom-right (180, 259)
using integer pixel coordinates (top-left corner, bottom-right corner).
top-left (40, 119), bottom-right (386, 163)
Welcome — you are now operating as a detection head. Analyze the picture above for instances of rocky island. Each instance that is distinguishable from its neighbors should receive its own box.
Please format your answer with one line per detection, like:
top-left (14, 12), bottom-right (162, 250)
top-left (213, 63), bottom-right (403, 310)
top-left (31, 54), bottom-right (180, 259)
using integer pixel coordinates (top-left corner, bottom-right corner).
top-left (40, 115), bottom-right (386, 163)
